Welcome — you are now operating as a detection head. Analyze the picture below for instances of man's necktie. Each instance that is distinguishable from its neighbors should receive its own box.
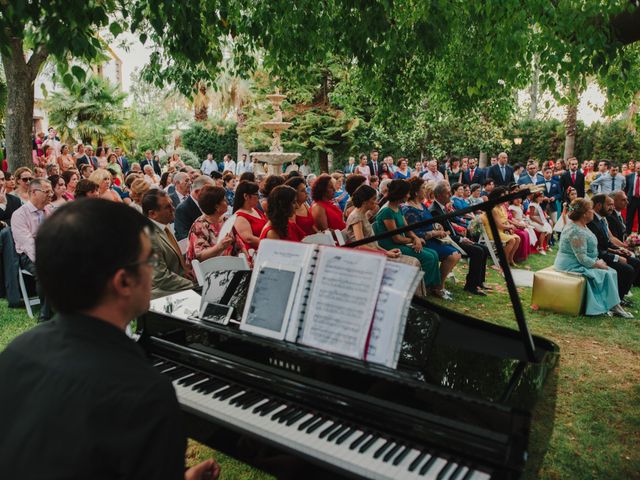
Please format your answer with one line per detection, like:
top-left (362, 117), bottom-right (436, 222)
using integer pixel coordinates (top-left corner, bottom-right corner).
top-left (501, 166), bottom-right (506, 181)
top-left (36, 210), bottom-right (44, 225)
top-left (470, 169), bottom-right (474, 180)
top-left (611, 176), bottom-right (615, 191)
top-left (571, 172), bottom-right (576, 184)
top-left (601, 217), bottom-right (609, 236)
top-left (546, 181), bottom-right (551, 192)
top-left (164, 226), bottom-right (188, 272)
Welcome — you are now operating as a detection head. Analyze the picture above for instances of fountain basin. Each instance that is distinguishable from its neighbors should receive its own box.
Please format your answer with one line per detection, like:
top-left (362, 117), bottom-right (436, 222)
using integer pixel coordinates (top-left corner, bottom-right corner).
top-left (261, 121), bottom-right (293, 131)
top-left (251, 152), bottom-right (301, 165)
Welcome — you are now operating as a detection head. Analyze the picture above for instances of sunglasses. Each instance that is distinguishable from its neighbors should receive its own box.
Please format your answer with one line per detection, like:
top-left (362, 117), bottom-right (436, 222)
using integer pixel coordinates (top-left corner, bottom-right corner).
top-left (20, 177), bottom-right (33, 182)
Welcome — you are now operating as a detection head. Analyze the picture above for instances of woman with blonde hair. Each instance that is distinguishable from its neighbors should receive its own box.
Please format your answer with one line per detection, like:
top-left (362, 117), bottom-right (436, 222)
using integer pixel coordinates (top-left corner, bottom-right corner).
top-left (129, 178), bottom-right (151, 213)
top-left (89, 169), bottom-right (122, 202)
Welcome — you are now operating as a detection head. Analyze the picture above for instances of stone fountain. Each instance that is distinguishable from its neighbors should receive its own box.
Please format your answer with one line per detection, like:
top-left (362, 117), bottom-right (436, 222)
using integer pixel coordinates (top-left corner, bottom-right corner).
top-left (250, 90), bottom-right (300, 175)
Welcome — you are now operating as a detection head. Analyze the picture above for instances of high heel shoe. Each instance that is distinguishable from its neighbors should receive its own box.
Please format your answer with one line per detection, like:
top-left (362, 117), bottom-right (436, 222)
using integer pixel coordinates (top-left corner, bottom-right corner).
top-left (611, 304), bottom-right (634, 318)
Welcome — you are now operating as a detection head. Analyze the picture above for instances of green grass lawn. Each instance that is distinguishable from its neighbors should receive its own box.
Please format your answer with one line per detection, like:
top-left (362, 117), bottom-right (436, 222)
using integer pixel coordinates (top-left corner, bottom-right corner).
top-left (1, 250), bottom-right (638, 479)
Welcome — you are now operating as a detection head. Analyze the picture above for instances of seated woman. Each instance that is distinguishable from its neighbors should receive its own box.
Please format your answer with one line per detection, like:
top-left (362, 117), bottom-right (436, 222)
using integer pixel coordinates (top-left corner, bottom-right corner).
top-left (553, 186), bottom-right (577, 237)
top-left (372, 179), bottom-right (443, 296)
top-left (450, 182), bottom-right (472, 226)
top-left (47, 175), bottom-right (69, 210)
top-left (507, 193), bottom-right (536, 261)
top-left (259, 174), bottom-right (285, 212)
top-left (480, 187), bottom-right (521, 267)
top-left (232, 180), bottom-right (267, 249)
top-left (74, 179), bottom-right (99, 198)
top-left (186, 185), bottom-right (246, 263)
top-left (342, 174), bottom-right (367, 220)
top-left (310, 174), bottom-right (347, 231)
top-left (285, 176), bottom-right (316, 237)
top-left (61, 170), bottom-right (79, 200)
top-left (128, 178), bottom-right (150, 213)
top-left (528, 191), bottom-right (553, 254)
top-left (260, 185), bottom-right (306, 242)
top-left (554, 198), bottom-right (632, 317)
top-left (401, 177), bottom-right (462, 296)
top-left (89, 169), bottom-right (122, 202)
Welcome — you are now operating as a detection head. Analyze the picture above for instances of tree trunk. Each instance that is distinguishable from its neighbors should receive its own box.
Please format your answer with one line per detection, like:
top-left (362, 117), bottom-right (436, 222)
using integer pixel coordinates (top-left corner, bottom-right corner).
top-left (563, 100), bottom-right (578, 161)
top-left (1, 39), bottom-right (48, 171)
top-left (318, 151), bottom-right (329, 173)
top-left (529, 54), bottom-right (540, 120)
top-left (479, 151), bottom-right (488, 168)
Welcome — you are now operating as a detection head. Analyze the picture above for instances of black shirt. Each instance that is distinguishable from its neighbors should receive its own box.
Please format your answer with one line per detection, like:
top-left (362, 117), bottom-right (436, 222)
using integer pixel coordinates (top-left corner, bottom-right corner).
top-left (0, 313), bottom-right (185, 479)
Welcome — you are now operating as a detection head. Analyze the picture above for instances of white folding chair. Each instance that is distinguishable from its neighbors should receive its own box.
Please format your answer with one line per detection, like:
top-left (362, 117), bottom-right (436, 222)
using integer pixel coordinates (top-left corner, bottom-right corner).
top-left (18, 268), bottom-right (40, 318)
top-left (477, 216), bottom-right (505, 267)
top-left (191, 256), bottom-right (250, 287)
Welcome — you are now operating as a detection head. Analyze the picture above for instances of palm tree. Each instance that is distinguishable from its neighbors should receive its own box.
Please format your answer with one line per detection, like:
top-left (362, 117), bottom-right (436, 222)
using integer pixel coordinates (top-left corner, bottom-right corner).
top-left (45, 75), bottom-right (127, 146)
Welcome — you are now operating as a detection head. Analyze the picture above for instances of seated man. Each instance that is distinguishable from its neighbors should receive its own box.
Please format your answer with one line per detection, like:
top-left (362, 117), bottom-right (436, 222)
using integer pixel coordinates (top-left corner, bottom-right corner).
top-left (606, 190), bottom-right (628, 242)
top-left (174, 175), bottom-right (215, 240)
top-left (0, 199), bottom-right (218, 479)
top-left (587, 194), bottom-right (637, 302)
top-left (142, 189), bottom-right (195, 298)
top-left (11, 178), bottom-right (53, 321)
top-left (430, 181), bottom-right (490, 296)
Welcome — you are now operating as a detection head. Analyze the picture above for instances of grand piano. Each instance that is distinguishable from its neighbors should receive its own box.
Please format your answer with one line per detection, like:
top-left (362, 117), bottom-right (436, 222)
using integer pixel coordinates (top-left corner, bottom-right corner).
top-left (138, 189), bottom-right (559, 480)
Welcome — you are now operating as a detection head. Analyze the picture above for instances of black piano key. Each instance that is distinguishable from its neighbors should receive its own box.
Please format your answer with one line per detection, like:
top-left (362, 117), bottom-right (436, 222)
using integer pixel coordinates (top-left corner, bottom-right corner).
top-left (306, 418), bottom-right (327, 434)
top-left (216, 386), bottom-right (242, 401)
top-left (152, 360), bottom-right (168, 368)
top-left (408, 452), bottom-right (428, 472)
top-left (253, 400), bottom-right (276, 414)
top-left (350, 432), bottom-right (369, 450)
top-left (195, 380), bottom-right (223, 394)
top-left (278, 408), bottom-right (300, 423)
top-left (419, 455), bottom-right (437, 476)
top-left (319, 422), bottom-right (341, 439)
top-left (285, 410), bottom-right (308, 426)
top-left (335, 427), bottom-right (355, 445)
top-left (298, 415), bottom-right (318, 431)
top-left (449, 464), bottom-right (466, 480)
top-left (259, 402), bottom-right (283, 417)
top-left (242, 395), bottom-right (268, 410)
top-left (436, 461), bottom-right (455, 480)
top-left (393, 446), bottom-right (411, 466)
top-left (358, 434), bottom-right (379, 453)
top-left (167, 367), bottom-right (191, 380)
top-left (373, 439), bottom-right (393, 459)
top-left (383, 443), bottom-right (402, 463)
top-left (327, 424), bottom-right (348, 442)
top-left (271, 406), bottom-right (293, 421)
top-left (229, 391), bottom-right (256, 406)
top-left (179, 373), bottom-right (207, 387)
top-left (461, 468), bottom-right (477, 480)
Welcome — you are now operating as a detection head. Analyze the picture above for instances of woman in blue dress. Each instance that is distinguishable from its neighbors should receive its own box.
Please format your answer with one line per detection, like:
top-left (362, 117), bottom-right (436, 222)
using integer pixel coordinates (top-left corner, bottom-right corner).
top-left (393, 158), bottom-right (413, 179)
top-left (402, 177), bottom-right (462, 293)
top-left (373, 179), bottom-right (444, 297)
top-left (554, 198), bottom-right (632, 317)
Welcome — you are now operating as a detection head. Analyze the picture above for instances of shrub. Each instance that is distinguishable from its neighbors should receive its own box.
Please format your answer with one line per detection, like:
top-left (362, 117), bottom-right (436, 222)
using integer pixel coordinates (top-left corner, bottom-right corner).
top-left (159, 148), bottom-right (200, 169)
top-left (182, 121), bottom-right (238, 162)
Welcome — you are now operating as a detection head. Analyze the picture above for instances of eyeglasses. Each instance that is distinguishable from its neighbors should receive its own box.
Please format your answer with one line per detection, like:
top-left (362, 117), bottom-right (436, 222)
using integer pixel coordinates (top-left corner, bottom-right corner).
top-left (20, 177), bottom-right (33, 182)
top-left (32, 189), bottom-right (53, 196)
top-left (121, 252), bottom-right (160, 270)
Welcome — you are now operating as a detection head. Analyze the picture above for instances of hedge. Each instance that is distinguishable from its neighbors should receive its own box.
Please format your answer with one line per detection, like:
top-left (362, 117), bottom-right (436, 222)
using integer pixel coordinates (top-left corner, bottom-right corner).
top-left (182, 121), bottom-right (238, 163)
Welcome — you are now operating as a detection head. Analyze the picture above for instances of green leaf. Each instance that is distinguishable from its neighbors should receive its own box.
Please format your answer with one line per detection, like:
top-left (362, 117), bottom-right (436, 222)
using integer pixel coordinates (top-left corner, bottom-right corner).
top-left (109, 22), bottom-right (123, 37)
top-left (71, 66), bottom-right (86, 83)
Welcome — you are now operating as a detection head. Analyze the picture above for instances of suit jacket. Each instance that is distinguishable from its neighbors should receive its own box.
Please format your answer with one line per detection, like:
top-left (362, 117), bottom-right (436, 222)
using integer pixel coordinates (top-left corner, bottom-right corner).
top-left (0, 194), bottom-right (23, 225)
top-left (606, 211), bottom-right (627, 241)
top-left (174, 196), bottom-right (201, 241)
top-left (149, 223), bottom-right (193, 299)
top-left (169, 191), bottom-right (181, 208)
top-left (516, 172), bottom-right (544, 186)
top-left (367, 160), bottom-right (382, 177)
top-left (540, 178), bottom-right (562, 212)
top-left (587, 217), bottom-right (615, 263)
top-left (118, 156), bottom-right (130, 174)
top-left (487, 164), bottom-right (515, 186)
top-left (429, 201), bottom-right (463, 244)
top-left (140, 159), bottom-right (162, 177)
top-left (462, 168), bottom-right (486, 185)
top-left (625, 172), bottom-right (640, 198)
top-left (560, 170), bottom-right (585, 198)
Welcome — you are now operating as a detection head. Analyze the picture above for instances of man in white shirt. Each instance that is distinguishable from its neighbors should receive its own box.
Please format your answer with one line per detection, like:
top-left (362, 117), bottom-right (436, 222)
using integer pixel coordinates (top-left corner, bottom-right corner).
top-left (169, 172), bottom-right (191, 207)
top-left (421, 160), bottom-right (444, 182)
top-left (235, 154), bottom-right (252, 176)
top-left (299, 159), bottom-right (312, 177)
top-left (11, 179), bottom-right (53, 321)
top-left (222, 154), bottom-right (236, 174)
top-left (200, 154), bottom-right (218, 176)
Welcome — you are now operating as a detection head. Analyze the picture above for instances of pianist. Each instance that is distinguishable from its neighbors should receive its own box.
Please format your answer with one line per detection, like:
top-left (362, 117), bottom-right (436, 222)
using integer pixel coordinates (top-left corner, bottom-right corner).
top-left (0, 199), bottom-right (219, 480)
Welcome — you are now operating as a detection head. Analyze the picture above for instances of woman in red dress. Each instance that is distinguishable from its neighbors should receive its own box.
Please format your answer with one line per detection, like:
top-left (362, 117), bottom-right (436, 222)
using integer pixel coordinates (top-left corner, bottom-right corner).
top-left (285, 176), bottom-right (317, 236)
top-left (310, 174), bottom-right (347, 231)
top-left (259, 185), bottom-right (305, 242)
top-left (232, 180), bottom-right (267, 249)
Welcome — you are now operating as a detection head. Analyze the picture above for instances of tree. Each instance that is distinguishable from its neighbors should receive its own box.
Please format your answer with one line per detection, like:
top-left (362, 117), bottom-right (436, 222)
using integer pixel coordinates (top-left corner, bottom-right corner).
top-left (44, 75), bottom-right (127, 146)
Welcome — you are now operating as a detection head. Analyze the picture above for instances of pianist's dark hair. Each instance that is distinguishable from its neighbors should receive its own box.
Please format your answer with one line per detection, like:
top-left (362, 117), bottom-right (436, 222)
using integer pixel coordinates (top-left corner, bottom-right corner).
top-left (35, 199), bottom-right (151, 313)
top-left (267, 185), bottom-right (297, 238)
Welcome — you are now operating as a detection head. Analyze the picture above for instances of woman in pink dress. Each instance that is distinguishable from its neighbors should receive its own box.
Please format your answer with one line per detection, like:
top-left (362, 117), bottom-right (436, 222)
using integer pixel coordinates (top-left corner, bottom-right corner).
top-left (354, 154), bottom-right (371, 181)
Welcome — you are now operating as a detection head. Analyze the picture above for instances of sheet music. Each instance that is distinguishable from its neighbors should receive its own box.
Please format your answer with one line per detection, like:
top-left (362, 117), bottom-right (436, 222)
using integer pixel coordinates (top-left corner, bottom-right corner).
top-left (219, 214), bottom-right (237, 240)
top-left (366, 262), bottom-right (420, 367)
top-left (300, 248), bottom-right (385, 359)
top-left (149, 289), bottom-right (202, 320)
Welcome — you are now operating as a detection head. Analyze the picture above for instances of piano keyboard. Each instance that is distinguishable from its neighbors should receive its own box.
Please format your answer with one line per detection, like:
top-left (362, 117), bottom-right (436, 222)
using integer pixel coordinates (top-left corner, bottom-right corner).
top-left (153, 357), bottom-right (492, 480)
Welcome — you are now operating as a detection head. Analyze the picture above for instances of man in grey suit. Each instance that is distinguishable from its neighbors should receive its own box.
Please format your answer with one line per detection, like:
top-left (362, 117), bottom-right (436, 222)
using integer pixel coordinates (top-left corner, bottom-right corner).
top-left (169, 172), bottom-right (191, 207)
top-left (142, 189), bottom-right (194, 299)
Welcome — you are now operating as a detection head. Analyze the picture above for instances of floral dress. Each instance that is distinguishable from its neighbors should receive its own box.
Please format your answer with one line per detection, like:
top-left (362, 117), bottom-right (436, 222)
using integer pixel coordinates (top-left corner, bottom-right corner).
top-left (186, 215), bottom-right (246, 263)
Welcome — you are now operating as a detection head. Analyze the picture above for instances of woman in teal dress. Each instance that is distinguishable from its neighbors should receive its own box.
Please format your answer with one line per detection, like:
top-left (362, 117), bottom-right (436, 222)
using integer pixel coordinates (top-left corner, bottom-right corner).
top-left (373, 179), bottom-right (444, 297)
top-left (553, 198), bottom-right (632, 317)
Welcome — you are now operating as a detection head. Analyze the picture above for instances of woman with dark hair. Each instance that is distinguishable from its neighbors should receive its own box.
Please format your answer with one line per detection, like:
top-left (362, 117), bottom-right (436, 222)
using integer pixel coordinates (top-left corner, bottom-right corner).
top-left (373, 180), bottom-right (443, 295)
top-left (393, 157), bottom-right (412, 179)
top-left (186, 185), bottom-right (246, 263)
top-left (402, 177), bottom-right (461, 293)
top-left (342, 174), bottom-right (368, 220)
top-left (480, 187), bottom-right (521, 266)
top-left (239, 171), bottom-right (255, 183)
top-left (554, 198), bottom-right (631, 317)
top-left (310, 174), bottom-right (347, 231)
top-left (57, 144), bottom-right (74, 172)
top-left (74, 179), bottom-right (99, 198)
top-left (259, 185), bottom-right (306, 242)
top-left (159, 171), bottom-right (173, 190)
top-left (232, 181), bottom-right (266, 249)
top-left (260, 175), bottom-right (285, 212)
top-left (48, 175), bottom-right (69, 209)
top-left (61, 170), bottom-right (79, 200)
top-left (285, 176), bottom-right (316, 236)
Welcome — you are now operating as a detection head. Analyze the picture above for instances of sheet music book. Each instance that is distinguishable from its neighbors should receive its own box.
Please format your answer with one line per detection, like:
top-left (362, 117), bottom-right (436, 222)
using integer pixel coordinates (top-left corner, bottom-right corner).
top-left (243, 240), bottom-right (419, 366)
